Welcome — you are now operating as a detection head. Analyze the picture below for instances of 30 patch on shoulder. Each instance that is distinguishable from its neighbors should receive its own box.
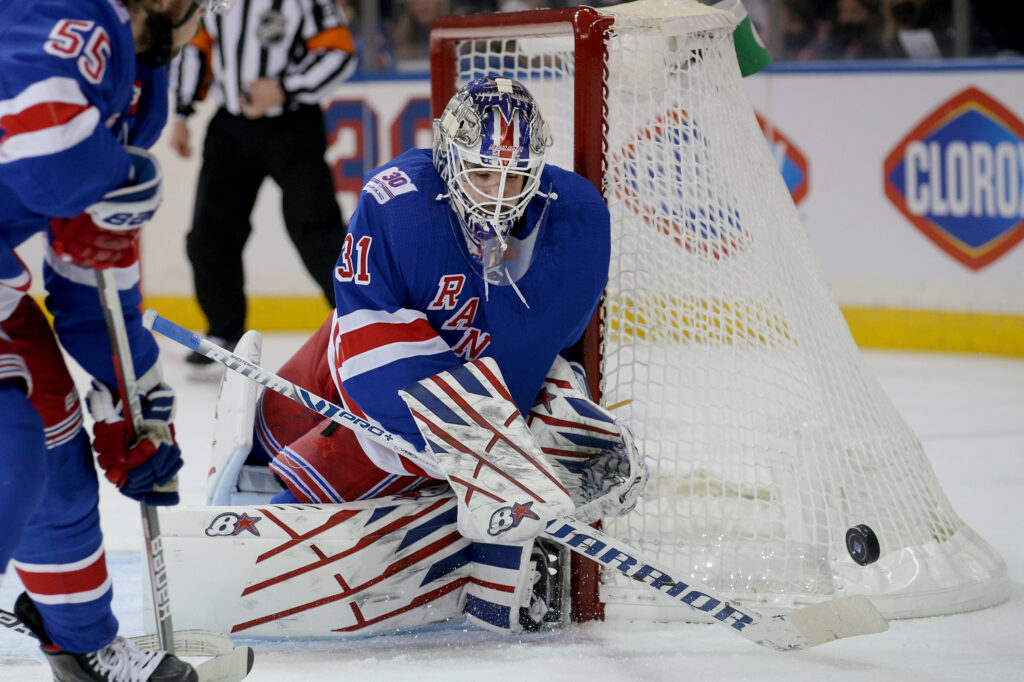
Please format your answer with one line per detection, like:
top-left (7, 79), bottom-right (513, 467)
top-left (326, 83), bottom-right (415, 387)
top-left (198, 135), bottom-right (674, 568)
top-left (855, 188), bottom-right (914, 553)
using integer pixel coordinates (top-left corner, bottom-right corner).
top-left (363, 167), bottom-right (417, 204)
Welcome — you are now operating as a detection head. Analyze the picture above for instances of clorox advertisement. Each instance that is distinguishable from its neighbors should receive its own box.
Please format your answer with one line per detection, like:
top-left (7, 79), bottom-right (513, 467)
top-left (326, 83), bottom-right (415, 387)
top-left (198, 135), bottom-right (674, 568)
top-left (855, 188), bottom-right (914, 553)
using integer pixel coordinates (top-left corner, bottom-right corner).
top-left (884, 87), bottom-right (1024, 270)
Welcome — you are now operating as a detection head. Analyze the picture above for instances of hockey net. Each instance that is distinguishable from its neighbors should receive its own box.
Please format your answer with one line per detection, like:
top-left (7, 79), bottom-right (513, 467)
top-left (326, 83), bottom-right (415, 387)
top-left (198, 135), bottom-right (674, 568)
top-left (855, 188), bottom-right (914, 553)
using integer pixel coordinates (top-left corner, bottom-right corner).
top-left (429, 0), bottom-right (1008, 622)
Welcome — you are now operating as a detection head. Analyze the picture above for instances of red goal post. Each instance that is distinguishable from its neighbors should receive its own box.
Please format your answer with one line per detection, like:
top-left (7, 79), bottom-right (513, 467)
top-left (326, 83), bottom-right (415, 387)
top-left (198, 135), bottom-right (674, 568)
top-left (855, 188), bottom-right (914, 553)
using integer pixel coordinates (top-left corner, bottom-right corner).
top-left (430, 7), bottom-right (614, 622)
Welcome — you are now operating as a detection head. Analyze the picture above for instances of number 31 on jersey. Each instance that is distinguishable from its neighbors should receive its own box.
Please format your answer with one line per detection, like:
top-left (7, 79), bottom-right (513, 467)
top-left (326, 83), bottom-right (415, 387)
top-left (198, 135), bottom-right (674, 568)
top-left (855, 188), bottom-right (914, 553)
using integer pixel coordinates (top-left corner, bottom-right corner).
top-left (335, 234), bottom-right (372, 285)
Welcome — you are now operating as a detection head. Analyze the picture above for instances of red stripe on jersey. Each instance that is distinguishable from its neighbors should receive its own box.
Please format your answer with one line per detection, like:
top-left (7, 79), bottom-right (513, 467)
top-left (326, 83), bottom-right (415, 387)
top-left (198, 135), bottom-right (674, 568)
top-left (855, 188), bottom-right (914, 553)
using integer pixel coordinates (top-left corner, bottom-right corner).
top-left (339, 318), bottom-right (438, 359)
top-left (16, 551), bottom-right (108, 596)
top-left (0, 101), bottom-right (90, 137)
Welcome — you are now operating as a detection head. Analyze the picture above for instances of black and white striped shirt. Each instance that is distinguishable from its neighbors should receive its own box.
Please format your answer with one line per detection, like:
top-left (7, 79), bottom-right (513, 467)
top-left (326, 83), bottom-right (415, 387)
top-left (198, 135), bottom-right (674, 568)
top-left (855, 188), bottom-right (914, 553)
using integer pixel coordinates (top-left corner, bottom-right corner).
top-left (171, 0), bottom-right (357, 118)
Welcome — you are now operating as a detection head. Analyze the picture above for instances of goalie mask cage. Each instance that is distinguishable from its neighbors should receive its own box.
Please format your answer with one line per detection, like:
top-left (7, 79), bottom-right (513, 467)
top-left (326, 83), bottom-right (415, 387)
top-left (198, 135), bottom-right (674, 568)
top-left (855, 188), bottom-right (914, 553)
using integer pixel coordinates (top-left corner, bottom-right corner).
top-left (429, 0), bottom-right (1009, 623)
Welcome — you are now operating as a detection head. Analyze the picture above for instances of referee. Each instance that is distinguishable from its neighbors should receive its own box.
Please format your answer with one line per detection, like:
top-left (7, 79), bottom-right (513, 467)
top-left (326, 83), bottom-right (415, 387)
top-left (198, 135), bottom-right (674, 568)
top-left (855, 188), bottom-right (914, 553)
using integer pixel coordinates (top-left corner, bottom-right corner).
top-left (170, 0), bottom-right (357, 373)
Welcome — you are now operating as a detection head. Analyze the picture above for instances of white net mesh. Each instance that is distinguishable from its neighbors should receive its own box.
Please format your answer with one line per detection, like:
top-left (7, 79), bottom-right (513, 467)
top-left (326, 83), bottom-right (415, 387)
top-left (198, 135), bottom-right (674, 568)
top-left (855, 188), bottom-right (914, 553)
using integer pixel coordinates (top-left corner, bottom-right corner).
top-left (441, 1), bottom-right (1008, 619)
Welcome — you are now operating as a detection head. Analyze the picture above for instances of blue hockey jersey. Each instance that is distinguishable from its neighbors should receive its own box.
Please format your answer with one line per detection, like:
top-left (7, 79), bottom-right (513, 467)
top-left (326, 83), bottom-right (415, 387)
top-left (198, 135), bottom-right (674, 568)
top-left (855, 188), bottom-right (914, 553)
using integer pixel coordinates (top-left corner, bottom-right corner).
top-left (328, 148), bottom-right (610, 476)
top-left (0, 0), bottom-right (169, 387)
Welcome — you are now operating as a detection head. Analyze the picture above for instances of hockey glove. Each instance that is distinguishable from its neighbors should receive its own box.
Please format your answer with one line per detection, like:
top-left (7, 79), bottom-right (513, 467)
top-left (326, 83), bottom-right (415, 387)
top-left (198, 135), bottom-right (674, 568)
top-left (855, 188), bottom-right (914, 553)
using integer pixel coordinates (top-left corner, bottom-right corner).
top-left (86, 363), bottom-right (182, 505)
top-left (527, 356), bottom-right (649, 523)
top-left (49, 147), bottom-right (162, 269)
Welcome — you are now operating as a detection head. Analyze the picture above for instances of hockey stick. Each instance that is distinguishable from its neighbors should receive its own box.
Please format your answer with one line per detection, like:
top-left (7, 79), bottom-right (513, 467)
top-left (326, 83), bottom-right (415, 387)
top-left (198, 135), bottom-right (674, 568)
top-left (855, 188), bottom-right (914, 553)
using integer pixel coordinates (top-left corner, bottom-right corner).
top-left (1, 608), bottom-right (231, 656)
top-left (96, 279), bottom-right (254, 681)
top-left (143, 309), bottom-right (889, 651)
top-left (94, 271), bottom-right (177, 654)
top-left (1, 607), bottom-right (254, 682)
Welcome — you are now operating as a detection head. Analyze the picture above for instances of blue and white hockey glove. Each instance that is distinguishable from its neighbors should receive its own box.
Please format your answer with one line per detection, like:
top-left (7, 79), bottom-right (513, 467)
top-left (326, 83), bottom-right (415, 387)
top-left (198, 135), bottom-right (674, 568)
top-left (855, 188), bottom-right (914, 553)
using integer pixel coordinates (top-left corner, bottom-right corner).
top-left (49, 147), bottom-right (162, 269)
top-left (86, 363), bottom-right (182, 505)
top-left (527, 356), bottom-right (649, 523)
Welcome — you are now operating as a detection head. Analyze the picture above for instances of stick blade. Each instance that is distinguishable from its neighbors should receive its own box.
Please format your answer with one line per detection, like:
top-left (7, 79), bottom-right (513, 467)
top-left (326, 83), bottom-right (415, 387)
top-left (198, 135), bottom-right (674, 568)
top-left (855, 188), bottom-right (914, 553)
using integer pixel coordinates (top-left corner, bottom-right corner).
top-left (196, 645), bottom-right (255, 682)
top-left (785, 595), bottom-right (889, 649)
top-left (131, 629), bottom-right (238, 657)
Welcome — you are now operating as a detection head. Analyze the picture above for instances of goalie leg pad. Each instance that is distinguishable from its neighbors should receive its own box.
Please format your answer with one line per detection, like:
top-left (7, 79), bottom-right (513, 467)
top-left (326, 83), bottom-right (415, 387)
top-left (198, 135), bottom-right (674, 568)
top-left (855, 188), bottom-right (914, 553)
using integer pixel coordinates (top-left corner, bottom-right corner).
top-left (399, 358), bottom-right (574, 543)
top-left (207, 330), bottom-right (276, 505)
top-left (152, 488), bottom-right (470, 638)
top-left (464, 540), bottom-right (532, 633)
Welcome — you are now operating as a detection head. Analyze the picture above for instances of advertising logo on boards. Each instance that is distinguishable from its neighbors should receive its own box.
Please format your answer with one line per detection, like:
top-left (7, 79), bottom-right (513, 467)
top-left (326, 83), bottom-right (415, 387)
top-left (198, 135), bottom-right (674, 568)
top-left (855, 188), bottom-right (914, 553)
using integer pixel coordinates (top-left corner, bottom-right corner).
top-left (757, 113), bottom-right (810, 205)
top-left (884, 86), bottom-right (1024, 270)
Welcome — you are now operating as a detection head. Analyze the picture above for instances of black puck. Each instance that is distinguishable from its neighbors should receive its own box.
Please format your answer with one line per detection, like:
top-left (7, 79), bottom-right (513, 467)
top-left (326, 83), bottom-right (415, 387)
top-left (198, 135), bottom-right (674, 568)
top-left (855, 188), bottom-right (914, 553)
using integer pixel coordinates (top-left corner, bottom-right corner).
top-left (846, 524), bottom-right (881, 565)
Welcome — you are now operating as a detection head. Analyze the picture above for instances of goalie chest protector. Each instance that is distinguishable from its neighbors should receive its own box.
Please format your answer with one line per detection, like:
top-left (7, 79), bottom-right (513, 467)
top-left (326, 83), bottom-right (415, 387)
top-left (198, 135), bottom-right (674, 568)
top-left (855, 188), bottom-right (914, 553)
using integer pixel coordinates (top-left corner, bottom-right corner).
top-left (333, 149), bottom-right (611, 447)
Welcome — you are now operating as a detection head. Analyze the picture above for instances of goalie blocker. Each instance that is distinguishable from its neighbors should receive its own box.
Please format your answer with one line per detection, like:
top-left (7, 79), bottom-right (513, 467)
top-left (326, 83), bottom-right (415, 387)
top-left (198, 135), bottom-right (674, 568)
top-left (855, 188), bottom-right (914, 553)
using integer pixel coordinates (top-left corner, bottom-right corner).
top-left (157, 336), bottom-right (644, 637)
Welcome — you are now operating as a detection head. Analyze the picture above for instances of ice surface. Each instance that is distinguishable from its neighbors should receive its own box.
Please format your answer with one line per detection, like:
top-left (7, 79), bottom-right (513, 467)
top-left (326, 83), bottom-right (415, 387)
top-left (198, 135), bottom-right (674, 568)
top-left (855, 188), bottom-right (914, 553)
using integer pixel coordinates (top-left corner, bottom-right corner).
top-left (2, 335), bottom-right (1021, 681)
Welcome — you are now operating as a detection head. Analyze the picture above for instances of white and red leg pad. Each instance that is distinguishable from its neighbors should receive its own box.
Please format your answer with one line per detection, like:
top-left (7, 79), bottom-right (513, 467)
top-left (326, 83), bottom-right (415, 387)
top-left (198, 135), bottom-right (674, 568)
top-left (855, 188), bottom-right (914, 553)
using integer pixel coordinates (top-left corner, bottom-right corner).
top-left (151, 486), bottom-right (474, 638)
top-left (206, 330), bottom-right (282, 505)
top-left (398, 357), bottom-right (574, 543)
top-left (464, 540), bottom-right (533, 633)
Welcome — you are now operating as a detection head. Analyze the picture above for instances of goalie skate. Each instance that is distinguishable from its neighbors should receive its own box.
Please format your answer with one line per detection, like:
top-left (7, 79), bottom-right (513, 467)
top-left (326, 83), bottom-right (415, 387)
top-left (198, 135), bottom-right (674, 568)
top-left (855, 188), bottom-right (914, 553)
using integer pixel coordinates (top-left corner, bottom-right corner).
top-left (519, 537), bottom-right (570, 631)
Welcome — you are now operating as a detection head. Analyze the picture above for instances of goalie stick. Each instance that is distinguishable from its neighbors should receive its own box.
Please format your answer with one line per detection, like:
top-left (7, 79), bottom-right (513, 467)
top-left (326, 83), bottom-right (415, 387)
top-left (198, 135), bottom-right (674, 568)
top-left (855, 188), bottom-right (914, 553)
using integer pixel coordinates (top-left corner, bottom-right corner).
top-left (143, 309), bottom-right (889, 651)
top-left (0, 608), bottom-right (254, 682)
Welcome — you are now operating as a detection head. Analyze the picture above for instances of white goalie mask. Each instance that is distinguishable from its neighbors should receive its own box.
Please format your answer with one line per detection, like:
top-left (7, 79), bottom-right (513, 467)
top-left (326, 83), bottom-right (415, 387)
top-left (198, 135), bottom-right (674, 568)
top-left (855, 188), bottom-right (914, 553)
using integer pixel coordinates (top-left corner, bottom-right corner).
top-left (433, 76), bottom-right (553, 289)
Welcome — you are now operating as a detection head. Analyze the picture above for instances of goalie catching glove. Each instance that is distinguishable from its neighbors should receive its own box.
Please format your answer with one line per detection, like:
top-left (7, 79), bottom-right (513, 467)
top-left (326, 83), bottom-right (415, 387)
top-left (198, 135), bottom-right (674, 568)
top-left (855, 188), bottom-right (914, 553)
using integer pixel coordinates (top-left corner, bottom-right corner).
top-left (86, 363), bottom-right (182, 505)
top-left (527, 356), bottom-right (648, 524)
top-left (49, 147), bottom-right (162, 269)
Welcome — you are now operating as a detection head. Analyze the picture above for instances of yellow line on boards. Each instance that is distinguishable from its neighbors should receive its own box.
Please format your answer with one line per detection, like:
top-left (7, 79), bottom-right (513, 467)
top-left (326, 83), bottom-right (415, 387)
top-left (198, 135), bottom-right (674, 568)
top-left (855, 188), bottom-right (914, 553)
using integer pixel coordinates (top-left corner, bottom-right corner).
top-left (842, 307), bottom-right (1024, 357)
top-left (142, 296), bottom-right (333, 333)
top-left (33, 294), bottom-right (1024, 357)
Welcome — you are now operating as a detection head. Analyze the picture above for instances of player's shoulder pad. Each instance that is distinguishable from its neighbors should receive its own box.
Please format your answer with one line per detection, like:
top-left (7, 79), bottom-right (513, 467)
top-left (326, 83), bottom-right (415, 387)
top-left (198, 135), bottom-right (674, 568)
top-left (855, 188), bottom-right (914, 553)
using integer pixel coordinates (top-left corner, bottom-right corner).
top-left (361, 148), bottom-right (439, 207)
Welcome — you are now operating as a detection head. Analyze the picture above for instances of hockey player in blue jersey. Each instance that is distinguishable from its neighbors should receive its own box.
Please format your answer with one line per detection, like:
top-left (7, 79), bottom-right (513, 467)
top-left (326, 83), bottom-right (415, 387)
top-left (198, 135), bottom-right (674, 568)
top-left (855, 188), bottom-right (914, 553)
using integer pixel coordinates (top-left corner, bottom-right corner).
top-left (234, 76), bottom-right (647, 632)
top-left (0, 0), bottom-right (234, 680)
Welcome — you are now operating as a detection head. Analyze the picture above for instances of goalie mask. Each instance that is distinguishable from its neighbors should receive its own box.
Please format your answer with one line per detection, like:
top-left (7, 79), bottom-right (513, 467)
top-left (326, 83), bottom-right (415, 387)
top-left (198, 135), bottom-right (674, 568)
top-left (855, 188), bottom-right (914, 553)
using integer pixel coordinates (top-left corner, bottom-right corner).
top-left (433, 76), bottom-right (553, 293)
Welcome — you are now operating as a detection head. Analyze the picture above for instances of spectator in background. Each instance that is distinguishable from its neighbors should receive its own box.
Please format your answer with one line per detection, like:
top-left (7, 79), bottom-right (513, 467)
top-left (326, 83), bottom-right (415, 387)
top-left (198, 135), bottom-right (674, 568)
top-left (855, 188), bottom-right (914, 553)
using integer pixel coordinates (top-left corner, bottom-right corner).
top-left (818, 0), bottom-right (890, 59)
top-left (971, 1), bottom-right (1024, 56)
top-left (884, 0), bottom-right (952, 57)
top-left (338, 0), bottom-right (396, 72)
top-left (169, 0), bottom-right (357, 376)
top-left (392, 0), bottom-right (445, 67)
top-left (779, 0), bottom-right (832, 60)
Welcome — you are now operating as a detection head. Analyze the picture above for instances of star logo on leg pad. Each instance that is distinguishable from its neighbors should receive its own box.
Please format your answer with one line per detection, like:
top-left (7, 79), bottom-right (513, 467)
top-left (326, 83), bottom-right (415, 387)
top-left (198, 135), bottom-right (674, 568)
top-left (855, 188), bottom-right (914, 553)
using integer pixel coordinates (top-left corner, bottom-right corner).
top-left (488, 501), bottom-right (541, 536)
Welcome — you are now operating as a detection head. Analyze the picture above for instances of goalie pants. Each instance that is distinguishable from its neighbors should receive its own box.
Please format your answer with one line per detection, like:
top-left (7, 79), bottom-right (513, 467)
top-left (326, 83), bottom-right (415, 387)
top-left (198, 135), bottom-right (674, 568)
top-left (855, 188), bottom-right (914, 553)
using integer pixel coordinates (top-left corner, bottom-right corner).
top-left (0, 296), bottom-right (117, 653)
top-left (186, 105), bottom-right (346, 343)
top-left (252, 317), bottom-right (430, 503)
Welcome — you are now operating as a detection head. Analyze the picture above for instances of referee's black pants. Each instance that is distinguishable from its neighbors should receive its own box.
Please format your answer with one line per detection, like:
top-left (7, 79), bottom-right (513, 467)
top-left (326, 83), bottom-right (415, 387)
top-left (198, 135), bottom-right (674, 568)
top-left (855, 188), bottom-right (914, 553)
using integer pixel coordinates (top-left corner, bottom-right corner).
top-left (186, 104), bottom-right (345, 343)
